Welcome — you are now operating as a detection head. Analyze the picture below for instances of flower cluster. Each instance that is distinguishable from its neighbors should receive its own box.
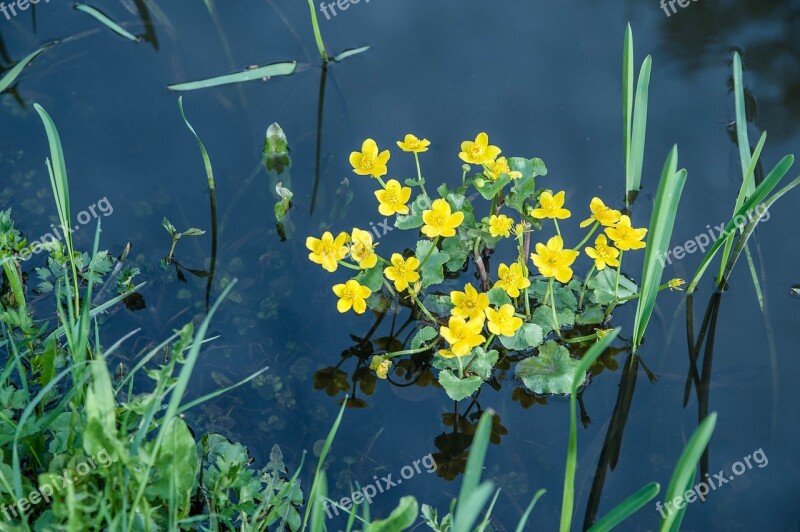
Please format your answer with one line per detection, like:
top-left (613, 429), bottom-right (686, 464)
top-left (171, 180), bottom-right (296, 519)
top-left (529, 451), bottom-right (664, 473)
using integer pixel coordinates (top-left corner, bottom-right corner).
top-left (307, 133), bottom-right (672, 391)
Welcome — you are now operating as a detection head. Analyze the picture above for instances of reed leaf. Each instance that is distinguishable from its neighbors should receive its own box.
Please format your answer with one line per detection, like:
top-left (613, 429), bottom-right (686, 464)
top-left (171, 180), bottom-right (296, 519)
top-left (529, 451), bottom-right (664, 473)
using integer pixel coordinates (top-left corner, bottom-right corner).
top-left (168, 62), bottom-right (297, 91)
top-left (515, 489), bottom-right (547, 532)
top-left (627, 56), bottom-right (652, 203)
top-left (74, 3), bottom-right (140, 42)
top-left (0, 41), bottom-right (57, 93)
top-left (561, 328), bottom-right (621, 532)
top-left (306, 0), bottom-right (329, 61)
top-left (454, 410), bottom-right (494, 532)
top-left (660, 412), bottom-right (717, 532)
top-left (622, 24), bottom-right (633, 186)
top-left (687, 154), bottom-right (794, 293)
top-left (632, 146), bottom-right (686, 352)
top-left (588, 482), bottom-right (660, 532)
top-left (333, 46), bottom-right (370, 63)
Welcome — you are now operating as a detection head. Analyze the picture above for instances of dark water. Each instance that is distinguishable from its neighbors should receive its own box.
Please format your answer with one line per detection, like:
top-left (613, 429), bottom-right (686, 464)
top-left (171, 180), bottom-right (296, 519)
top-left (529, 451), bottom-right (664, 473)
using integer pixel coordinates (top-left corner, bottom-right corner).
top-left (2, 0), bottom-right (800, 530)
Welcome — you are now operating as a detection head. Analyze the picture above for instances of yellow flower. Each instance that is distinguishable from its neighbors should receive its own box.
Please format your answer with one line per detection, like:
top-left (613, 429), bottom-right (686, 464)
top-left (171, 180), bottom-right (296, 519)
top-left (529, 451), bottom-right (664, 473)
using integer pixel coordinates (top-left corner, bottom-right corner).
top-left (306, 231), bottom-right (350, 272)
top-left (437, 349), bottom-right (458, 359)
top-left (369, 356), bottom-right (392, 379)
top-left (668, 278), bottom-right (685, 291)
top-left (488, 214), bottom-right (514, 238)
top-left (580, 197), bottom-right (622, 228)
top-left (530, 191), bottom-right (571, 219)
top-left (530, 235), bottom-right (580, 283)
top-left (459, 132), bottom-right (501, 165)
top-left (605, 215), bottom-right (647, 251)
top-left (440, 316), bottom-right (485, 357)
top-left (349, 228), bottom-right (378, 269)
top-left (585, 234), bottom-right (620, 271)
top-left (485, 304), bottom-right (523, 337)
top-left (485, 157), bottom-right (522, 180)
top-left (349, 138), bottom-right (390, 178)
top-left (384, 253), bottom-right (420, 291)
top-left (450, 283), bottom-right (489, 321)
top-left (396, 134), bottom-right (430, 153)
top-left (494, 263), bottom-right (531, 298)
top-left (422, 199), bottom-right (464, 238)
top-left (332, 279), bottom-right (371, 314)
top-left (375, 179), bottom-right (412, 216)
top-left (512, 222), bottom-right (530, 237)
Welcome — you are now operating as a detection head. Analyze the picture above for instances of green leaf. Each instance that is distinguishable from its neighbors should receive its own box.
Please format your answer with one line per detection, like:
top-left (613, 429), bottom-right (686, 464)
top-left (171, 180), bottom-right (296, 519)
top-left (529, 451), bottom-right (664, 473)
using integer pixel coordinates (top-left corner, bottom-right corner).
top-left (75, 3), bottom-right (140, 41)
top-left (354, 264), bottom-right (384, 292)
top-left (499, 323), bottom-right (544, 351)
top-left (168, 61), bottom-right (298, 91)
top-left (473, 173), bottom-right (510, 200)
top-left (274, 182), bottom-right (293, 222)
top-left (443, 236), bottom-right (470, 272)
top-left (660, 413), bottom-right (717, 532)
top-left (416, 240), bottom-right (449, 288)
top-left (626, 54), bottom-right (652, 203)
top-left (370, 496), bottom-right (419, 531)
top-left (411, 326), bottom-right (437, 350)
top-left (0, 42), bottom-right (57, 93)
top-left (395, 194), bottom-right (430, 230)
top-left (487, 287), bottom-right (511, 307)
top-left (589, 482), bottom-right (660, 532)
top-left (576, 305), bottom-right (605, 325)
top-left (148, 417), bottom-right (199, 506)
top-left (264, 123), bottom-right (289, 155)
top-left (505, 175), bottom-right (537, 214)
top-left (439, 369), bottom-right (483, 401)
top-left (463, 348), bottom-right (498, 380)
top-left (588, 268), bottom-right (638, 305)
top-left (516, 341), bottom-right (582, 395)
top-left (632, 146), bottom-right (686, 352)
top-left (508, 157), bottom-right (548, 179)
top-left (530, 280), bottom-right (579, 311)
top-left (532, 305), bottom-right (575, 336)
top-left (332, 46), bottom-right (371, 63)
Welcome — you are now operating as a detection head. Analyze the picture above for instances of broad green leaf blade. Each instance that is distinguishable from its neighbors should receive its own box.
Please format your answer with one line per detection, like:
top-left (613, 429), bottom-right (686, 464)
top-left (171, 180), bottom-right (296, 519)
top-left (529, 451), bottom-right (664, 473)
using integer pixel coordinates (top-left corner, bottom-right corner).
top-left (660, 413), bottom-right (717, 532)
top-left (561, 329), bottom-right (620, 532)
top-left (0, 42), bottom-right (57, 93)
top-left (439, 369), bottom-right (483, 401)
top-left (516, 341), bottom-right (583, 395)
top-left (75, 3), bottom-right (140, 41)
top-left (628, 55), bottom-right (652, 201)
top-left (370, 496), bottom-right (419, 532)
top-left (168, 61), bottom-right (298, 91)
top-left (688, 154), bottom-right (794, 292)
top-left (623, 23), bottom-right (634, 194)
top-left (633, 146), bottom-right (686, 352)
top-left (454, 410), bottom-right (494, 532)
top-left (333, 46), bottom-right (370, 63)
top-left (589, 482), bottom-right (660, 532)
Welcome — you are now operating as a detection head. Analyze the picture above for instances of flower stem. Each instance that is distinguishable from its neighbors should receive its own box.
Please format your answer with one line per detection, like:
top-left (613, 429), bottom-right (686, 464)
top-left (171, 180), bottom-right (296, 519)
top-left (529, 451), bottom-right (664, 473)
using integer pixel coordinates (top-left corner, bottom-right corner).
top-left (548, 277), bottom-right (561, 338)
top-left (413, 293), bottom-right (438, 324)
top-left (613, 251), bottom-right (624, 300)
top-left (419, 236), bottom-right (440, 268)
top-left (384, 341), bottom-right (438, 359)
top-left (483, 334), bottom-right (496, 351)
top-left (414, 153), bottom-right (429, 197)
top-left (337, 260), bottom-right (362, 271)
top-left (577, 265), bottom-right (596, 309)
top-left (457, 356), bottom-right (464, 379)
top-left (573, 221), bottom-right (599, 251)
top-left (518, 234), bottom-right (531, 318)
top-left (554, 219), bottom-right (562, 238)
top-left (382, 278), bottom-right (396, 297)
top-left (376, 177), bottom-right (387, 189)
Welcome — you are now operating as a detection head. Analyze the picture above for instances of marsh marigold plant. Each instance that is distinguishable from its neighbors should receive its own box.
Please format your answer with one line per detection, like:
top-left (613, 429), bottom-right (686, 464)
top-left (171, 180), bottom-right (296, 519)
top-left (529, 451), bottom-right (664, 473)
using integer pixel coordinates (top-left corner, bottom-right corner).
top-left (307, 133), bottom-right (679, 401)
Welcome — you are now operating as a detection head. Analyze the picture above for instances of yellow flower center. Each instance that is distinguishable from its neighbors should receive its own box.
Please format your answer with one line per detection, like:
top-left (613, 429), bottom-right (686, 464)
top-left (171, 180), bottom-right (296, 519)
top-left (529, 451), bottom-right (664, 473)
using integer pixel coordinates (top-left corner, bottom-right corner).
top-left (429, 213), bottom-right (446, 227)
top-left (469, 145), bottom-right (483, 158)
top-left (358, 155), bottom-right (375, 171)
top-left (394, 262), bottom-right (408, 277)
top-left (546, 256), bottom-right (558, 266)
top-left (341, 286), bottom-right (358, 302)
top-left (383, 189), bottom-right (399, 204)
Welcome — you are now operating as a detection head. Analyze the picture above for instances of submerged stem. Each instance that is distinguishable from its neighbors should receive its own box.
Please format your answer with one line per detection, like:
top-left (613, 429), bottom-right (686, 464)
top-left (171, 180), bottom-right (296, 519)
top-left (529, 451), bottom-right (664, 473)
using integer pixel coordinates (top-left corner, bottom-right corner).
top-left (548, 277), bottom-right (561, 338)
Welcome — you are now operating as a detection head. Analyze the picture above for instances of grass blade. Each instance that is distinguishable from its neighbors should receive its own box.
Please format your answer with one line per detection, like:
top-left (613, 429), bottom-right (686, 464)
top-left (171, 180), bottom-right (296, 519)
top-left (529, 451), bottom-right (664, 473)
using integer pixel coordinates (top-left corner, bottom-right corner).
top-left (74, 3), bottom-right (140, 42)
top-left (0, 41), bottom-right (57, 93)
top-left (168, 61), bottom-right (297, 91)
top-left (333, 46), bottom-right (370, 63)
top-left (561, 328), bottom-right (621, 532)
top-left (627, 55), bottom-right (652, 203)
top-left (515, 488), bottom-right (546, 532)
top-left (632, 147), bottom-right (687, 352)
top-left (623, 23), bottom-right (634, 195)
top-left (659, 413), bottom-right (717, 532)
top-left (306, 0), bottom-right (328, 61)
top-left (588, 482), bottom-right (660, 532)
top-left (453, 410), bottom-right (495, 532)
top-left (732, 52), bottom-right (752, 194)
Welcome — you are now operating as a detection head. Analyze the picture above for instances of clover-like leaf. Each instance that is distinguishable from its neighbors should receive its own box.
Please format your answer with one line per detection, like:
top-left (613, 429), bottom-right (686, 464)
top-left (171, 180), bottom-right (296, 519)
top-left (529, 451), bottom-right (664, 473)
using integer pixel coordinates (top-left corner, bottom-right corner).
top-left (515, 341), bottom-right (584, 395)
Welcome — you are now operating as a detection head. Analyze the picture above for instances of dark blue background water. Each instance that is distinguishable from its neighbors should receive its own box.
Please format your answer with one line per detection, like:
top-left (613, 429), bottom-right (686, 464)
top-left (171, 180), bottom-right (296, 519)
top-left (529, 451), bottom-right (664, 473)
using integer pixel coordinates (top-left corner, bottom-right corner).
top-left (2, 1), bottom-right (799, 529)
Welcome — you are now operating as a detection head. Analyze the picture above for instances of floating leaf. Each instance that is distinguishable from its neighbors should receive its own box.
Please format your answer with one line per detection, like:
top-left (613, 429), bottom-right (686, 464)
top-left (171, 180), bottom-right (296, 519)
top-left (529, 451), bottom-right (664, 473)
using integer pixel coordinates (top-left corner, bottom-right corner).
top-left (532, 305), bottom-right (575, 336)
top-left (411, 326), bottom-right (437, 350)
top-left (499, 323), bottom-right (544, 351)
top-left (576, 305), bottom-right (605, 325)
top-left (516, 341), bottom-right (583, 395)
top-left (168, 61), bottom-right (298, 91)
top-left (0, 42), bottom-right (57, 94)
top-left (333, 46), bottom-right (371, 63)
top-left (274, 182), bottom-right (293, 222)
top-left (75, 3), bottom-right (140, 42)
top-left (464, 348), bottom-right (498, 380)
top-left (439, 369), bottom-right (483, 401)
top-left (588, 268), bottom-right (638, 305)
